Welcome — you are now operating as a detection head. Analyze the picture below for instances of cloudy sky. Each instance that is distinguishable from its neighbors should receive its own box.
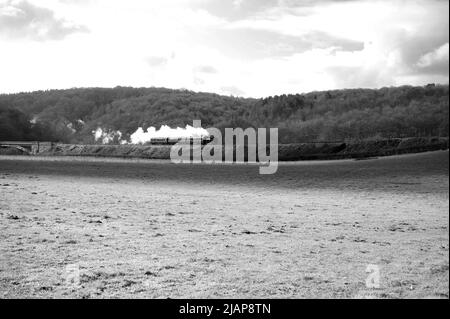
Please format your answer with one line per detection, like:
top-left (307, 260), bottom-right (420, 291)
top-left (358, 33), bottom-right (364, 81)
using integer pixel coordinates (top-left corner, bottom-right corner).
top-left (0, 0), bottom-right (448, 97)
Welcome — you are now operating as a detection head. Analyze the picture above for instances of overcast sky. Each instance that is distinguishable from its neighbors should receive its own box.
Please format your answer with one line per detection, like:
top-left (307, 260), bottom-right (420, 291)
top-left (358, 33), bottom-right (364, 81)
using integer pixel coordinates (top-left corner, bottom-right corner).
top-left (0, 0), bottom-right (448, 97)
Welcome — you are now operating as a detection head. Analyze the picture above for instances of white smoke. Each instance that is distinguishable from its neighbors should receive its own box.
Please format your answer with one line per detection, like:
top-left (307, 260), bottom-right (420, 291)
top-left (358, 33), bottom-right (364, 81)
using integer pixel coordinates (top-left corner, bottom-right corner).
top-left (130, 125), bottom-right (210, 144)
top-left (67, 123), bottom-right (76, 133)
top-left (93, 128), bottom-right (125, 144)
top-left (92, 124), bottom-right (209, 145)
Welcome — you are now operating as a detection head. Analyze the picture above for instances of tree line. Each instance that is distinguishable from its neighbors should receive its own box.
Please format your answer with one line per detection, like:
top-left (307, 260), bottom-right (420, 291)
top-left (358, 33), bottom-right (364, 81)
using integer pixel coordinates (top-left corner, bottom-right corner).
top-left (0, 84), bottom-right (447, 144)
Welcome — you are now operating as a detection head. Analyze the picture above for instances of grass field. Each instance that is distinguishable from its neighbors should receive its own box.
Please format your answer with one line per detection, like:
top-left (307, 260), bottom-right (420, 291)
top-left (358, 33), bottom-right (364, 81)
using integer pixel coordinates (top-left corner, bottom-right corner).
top-left (0, 151), bottom-right (448, 298)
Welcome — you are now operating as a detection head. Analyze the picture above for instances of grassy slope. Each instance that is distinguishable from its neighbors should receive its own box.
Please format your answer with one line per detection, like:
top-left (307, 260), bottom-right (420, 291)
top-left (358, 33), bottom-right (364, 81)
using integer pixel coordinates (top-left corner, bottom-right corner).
top-left (0, 151), bottom-right (448, 298)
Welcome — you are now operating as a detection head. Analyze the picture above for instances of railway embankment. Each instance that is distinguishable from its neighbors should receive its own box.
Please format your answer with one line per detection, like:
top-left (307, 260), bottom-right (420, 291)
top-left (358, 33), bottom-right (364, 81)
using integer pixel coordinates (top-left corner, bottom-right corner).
top-left (6, 136), bottom-right (444, 161)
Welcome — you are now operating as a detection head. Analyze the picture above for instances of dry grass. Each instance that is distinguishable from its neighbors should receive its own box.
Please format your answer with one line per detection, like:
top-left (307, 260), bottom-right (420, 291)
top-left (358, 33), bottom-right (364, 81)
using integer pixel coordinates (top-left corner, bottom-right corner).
top-left (0, 151), bottom-right (448, 298)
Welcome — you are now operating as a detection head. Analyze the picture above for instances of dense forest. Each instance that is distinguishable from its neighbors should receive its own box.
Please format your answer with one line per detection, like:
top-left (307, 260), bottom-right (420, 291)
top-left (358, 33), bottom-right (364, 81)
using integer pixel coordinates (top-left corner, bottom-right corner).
top-left (0, 84), bottom-right (448, 144)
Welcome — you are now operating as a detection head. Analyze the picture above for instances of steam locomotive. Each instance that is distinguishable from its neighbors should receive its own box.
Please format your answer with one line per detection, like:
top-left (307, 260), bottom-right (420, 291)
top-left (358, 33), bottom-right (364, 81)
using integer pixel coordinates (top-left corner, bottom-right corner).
top-left (149, 136), bottom-right (214, 145)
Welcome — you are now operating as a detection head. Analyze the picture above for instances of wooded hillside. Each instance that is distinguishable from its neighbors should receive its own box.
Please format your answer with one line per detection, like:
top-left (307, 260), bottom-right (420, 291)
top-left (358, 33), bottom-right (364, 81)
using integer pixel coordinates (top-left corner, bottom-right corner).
top-left (0, 84), bottom-right (448, 144)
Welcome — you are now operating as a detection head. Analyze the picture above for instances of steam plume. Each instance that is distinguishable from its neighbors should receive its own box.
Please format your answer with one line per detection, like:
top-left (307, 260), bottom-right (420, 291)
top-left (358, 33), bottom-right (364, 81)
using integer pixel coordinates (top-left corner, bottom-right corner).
top-left (130, 125), bottom-right (209, 144)
top-left (93, 128), bottom-right (125, 144)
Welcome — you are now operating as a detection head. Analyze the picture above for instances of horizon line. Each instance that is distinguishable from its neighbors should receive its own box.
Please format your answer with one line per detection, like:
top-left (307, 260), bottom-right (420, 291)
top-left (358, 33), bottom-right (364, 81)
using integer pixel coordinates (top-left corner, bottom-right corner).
top-left (0, 82), bottom-right (449, 99)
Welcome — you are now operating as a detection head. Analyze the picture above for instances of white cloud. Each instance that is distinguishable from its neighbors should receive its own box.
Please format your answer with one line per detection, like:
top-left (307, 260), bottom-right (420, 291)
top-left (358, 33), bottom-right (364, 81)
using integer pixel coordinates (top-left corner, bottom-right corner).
top-left (0, 0), bottom-right (448, 97)
top-left (417, 43), bottom-right (449, 68)
top-left (0, 0), bottom-right (88, 40)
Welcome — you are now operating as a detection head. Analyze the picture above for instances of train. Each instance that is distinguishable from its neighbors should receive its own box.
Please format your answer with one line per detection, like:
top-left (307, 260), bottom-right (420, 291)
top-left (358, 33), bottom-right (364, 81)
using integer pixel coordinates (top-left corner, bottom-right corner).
top-left (148, 136), bottom-right (214, 145)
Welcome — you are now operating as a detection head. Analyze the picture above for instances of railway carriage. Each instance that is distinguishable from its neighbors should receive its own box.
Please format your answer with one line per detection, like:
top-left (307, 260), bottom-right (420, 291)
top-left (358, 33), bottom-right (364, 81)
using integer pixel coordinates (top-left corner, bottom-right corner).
top-left (149, 136), bottom-right (213, 145)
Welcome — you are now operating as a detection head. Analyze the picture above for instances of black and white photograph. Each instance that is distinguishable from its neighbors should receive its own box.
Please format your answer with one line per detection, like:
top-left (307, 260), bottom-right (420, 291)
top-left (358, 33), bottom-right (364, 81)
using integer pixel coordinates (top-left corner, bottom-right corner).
top-left (0, 0), bottom-right (448, 305)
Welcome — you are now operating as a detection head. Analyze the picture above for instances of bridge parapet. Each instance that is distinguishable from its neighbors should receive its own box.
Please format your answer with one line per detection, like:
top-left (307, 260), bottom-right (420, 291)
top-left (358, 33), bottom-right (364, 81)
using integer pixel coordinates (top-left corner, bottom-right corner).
top-left (0, 141), bottom-right (54, 154)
